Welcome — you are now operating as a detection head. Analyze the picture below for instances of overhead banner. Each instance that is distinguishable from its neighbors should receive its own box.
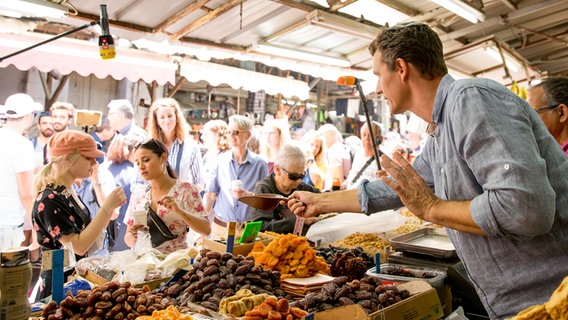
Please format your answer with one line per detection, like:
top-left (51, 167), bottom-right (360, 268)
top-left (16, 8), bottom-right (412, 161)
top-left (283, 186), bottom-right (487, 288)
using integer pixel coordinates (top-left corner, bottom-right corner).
top-left (0, 32), bottom-right (177, 85)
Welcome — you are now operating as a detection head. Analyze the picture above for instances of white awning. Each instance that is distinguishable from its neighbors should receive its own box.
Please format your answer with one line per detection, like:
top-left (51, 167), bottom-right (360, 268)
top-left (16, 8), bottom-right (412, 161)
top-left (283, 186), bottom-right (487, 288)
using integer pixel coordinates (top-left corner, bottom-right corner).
top-left (179, 57), bottom-right (310, 100)
top-left (0, 32), bottom-right (177, 85)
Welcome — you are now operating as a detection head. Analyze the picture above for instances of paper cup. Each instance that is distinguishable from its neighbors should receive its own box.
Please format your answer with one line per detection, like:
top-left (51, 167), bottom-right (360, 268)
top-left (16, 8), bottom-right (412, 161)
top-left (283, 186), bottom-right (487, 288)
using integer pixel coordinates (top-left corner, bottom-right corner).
top-left (232, 180), bottom-right (243, 191)
top-left (132, 209), bottom-right (147, 226)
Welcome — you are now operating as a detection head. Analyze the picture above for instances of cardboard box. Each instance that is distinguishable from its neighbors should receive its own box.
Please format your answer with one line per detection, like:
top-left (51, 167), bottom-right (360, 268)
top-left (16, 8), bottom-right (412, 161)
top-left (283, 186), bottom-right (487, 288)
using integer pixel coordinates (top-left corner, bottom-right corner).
top-left (312, 280), bottom-right (443, 320)
top-left (202, 232), bottom-right (274, 256)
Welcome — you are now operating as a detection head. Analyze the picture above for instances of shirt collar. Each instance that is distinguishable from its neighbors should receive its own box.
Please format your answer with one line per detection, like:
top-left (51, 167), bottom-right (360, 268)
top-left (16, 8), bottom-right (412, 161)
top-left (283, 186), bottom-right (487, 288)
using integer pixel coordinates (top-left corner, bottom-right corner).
top-left (432, 73), bottom-right (455, 124)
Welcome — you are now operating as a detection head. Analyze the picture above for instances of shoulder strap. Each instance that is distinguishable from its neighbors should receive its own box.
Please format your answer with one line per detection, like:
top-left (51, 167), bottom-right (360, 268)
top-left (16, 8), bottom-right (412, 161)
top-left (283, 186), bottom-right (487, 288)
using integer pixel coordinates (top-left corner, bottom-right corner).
top-left (175, 141), bottom-right (184, 176)
top-left (350, 157), bottom-right (374, 185)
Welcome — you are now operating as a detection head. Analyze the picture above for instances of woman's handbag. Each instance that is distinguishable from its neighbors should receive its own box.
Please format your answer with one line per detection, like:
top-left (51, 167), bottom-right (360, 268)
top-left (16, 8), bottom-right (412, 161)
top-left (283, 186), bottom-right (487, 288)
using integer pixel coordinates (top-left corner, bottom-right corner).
top-left (146, 205), bottom-right (177, 247)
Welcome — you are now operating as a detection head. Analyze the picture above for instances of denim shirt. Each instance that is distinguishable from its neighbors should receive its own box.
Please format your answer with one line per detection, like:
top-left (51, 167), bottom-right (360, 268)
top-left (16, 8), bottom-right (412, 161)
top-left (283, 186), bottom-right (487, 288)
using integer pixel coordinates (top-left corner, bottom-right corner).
top-left (206, 150), bottom-right (268, 223)
top-left (358, 75), bottom-right (568, 319)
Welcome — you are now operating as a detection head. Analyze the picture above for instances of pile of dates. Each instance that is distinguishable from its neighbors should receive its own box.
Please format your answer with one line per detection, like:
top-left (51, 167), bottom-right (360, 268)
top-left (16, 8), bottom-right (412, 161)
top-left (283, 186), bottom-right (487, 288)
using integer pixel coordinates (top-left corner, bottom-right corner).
top-left (41, 281), bottom-right (166, 320)
top-left (159, 249), bottom-right (289, 312)
top-left (315, 245), bottom-right (374, 269)
top-left (292, 276), bottom-right (410, 314)
top-left (383, 266), bottom-right (437, 279)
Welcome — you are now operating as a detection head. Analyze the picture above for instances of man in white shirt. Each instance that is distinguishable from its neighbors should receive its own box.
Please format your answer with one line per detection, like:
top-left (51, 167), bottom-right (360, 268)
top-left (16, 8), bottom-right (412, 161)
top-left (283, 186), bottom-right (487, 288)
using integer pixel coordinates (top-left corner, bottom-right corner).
top-left (0, 93), bottom-right (38, 251)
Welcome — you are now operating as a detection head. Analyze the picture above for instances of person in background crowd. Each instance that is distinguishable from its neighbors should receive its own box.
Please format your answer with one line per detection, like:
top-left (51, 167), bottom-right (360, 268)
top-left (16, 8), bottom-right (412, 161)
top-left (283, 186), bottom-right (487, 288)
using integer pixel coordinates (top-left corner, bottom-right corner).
top-left (287, 22), bottom-right (568, 319)
top-left (30, 111), bottom-right (53, 170)
top-left (72, 157), bottom-right (115, 256)
top-left (300, 130), bottom-right (327, 190)
top-left (250, 144), bottom-right (320, 235)
top-left (50, 101), bottom-right (75, 133)
top-left (247, 124), bottom-right (263, 155)
top-left (302, 145), bottom-right (324, 191)
top-left (107, 99), bottom-right (147, 139)
top-left (32, 131), bottom-right (125, 300)
top-left (146, 98), bottom-right (203, 187)
top-left (292, 128), bottom-right (306, 141)
top-left (260, 118), bottom-right (290, 174)
top-left (318, 124), bottom-right (351, 191)
top-left (0, 94), bottom-right (37, 254)
top-left (528, 77), bottom-right (568, 155)
top-left (200, 119), bottom-right (229, 193)
top-left (124, 138), bottom-right (210, 253)
top-left (90, 116), bottom-right (116, 163)
top-left (99, 134), bottom-right (142, 252)
top-left (344, 121), bottom-right (382, 190)
top-left (204, 115), bottom-right (268, 238)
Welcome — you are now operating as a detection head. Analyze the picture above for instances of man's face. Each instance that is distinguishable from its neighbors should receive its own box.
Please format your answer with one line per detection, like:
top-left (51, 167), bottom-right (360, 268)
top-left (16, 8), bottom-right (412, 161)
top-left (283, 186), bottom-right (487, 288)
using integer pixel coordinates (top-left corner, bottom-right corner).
top-left (107, 107), bottom-right (123, 131)
top-left (373, 51), bottom-right (407, 115)
top-left (528, 86), bottom-right (560, 136)
top-left (274, 163), bottom-right (305, 194)
top-left (50, 109), bottom-right (71, 132)
top-left (38, 116), bottom-right (54, 138)
top-left (228, 122), bottom-right (250, 150)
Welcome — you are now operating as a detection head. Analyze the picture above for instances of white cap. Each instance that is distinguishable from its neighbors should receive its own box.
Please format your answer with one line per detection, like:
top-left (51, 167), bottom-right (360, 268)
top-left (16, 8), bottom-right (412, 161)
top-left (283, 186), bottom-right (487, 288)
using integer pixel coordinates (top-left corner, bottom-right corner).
top-left (3, 93), bottom-right (42, 119)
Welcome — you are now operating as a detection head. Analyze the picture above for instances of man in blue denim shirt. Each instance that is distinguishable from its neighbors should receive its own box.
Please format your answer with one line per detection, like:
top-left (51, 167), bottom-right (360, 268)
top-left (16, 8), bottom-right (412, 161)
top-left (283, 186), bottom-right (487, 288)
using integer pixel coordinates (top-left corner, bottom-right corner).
top-left (288, 22), bottom-right (568, 319)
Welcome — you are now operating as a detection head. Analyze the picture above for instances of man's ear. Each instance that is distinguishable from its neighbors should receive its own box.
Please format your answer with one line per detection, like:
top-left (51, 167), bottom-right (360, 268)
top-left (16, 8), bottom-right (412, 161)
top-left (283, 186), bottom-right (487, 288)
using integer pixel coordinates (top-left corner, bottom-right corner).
top-left (559, 104), bottom-right (567, 122)
top-left (395, 58), bottom-right (407, 79)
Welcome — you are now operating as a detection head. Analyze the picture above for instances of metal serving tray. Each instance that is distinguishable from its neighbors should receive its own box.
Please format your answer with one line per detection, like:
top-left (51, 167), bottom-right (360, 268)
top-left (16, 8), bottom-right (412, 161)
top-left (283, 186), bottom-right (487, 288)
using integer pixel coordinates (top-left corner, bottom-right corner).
top-left (389, 227), bottom-right (457, 258)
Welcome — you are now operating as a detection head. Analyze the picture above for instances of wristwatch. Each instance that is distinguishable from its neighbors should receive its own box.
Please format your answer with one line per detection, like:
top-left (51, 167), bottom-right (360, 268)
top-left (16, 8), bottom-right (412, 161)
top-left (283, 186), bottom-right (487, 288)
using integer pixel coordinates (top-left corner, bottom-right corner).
top-left (307, 159), bottom-right (315, 164)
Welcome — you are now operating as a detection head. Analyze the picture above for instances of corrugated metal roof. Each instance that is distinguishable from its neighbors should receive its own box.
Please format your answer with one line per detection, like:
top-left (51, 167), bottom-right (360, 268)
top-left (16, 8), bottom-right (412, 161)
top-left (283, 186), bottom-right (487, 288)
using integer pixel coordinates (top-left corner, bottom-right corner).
top-left (1, 0), bottom-right (567, 88)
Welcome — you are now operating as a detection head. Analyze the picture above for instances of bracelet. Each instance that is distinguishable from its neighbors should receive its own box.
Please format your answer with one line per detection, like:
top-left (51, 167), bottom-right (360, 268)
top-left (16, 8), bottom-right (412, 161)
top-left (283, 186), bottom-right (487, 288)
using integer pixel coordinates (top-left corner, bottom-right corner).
top-left (92, 181), bottom-right (102, 186)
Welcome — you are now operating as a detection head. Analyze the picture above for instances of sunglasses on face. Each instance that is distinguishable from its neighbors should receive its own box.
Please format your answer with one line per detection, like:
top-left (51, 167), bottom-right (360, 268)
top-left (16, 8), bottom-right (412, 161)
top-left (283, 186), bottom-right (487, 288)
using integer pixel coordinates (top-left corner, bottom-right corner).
top-left (281, 167), bottom-right (306, 180)
top-left (535, 104), bottom-right (559, 113)
top-left (230, 130), bottom-right (249, 136)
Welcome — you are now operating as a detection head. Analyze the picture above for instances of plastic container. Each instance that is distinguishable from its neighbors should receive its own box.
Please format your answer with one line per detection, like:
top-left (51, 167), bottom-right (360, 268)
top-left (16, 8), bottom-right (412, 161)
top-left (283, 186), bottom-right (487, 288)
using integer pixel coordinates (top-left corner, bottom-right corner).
top-left (366, 263), bottom-right (447, 305)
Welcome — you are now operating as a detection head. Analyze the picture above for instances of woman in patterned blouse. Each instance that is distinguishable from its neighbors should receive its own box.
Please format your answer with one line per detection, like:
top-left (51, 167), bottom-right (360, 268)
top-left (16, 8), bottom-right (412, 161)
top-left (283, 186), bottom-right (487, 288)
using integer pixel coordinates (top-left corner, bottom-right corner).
top-left (31, 131), bottom-right (126, 300)
top-left (124, 138), bottom-right (210, 253)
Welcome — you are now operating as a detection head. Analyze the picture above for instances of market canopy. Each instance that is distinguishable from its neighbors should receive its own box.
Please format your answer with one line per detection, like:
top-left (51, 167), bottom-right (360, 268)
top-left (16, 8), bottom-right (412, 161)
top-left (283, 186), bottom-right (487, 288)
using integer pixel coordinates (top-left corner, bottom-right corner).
top-left (179, 57), bottom-right (310, 100)
top-left (0, 32), bottom-right (177, 86)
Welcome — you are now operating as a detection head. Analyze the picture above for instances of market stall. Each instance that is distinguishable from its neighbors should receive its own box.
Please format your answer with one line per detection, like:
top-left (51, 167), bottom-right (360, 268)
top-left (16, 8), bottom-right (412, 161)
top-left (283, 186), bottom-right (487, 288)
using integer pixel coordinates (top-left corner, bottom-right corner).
top-left (12, 211), bottom-right (567, 320)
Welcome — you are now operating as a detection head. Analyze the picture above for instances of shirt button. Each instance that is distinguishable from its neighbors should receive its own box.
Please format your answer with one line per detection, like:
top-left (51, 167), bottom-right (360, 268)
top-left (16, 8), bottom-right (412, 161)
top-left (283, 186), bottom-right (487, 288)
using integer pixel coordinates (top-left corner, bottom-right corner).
top-left (504, 164), bottom-right (510, 170)
top-left (441, 168), bottom-right (444, 174)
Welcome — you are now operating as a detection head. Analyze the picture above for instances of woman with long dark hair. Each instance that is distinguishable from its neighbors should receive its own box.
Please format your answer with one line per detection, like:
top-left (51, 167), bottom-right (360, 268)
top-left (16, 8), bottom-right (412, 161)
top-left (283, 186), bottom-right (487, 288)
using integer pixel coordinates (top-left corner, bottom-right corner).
top-left (124, 138), bottom-right (210, 253)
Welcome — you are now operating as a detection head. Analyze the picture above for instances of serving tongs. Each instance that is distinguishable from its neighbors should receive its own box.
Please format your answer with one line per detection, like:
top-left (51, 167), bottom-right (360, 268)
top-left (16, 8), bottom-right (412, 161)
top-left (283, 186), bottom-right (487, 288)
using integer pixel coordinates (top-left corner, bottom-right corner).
top-left (238, 193), bottom-right (305, 236)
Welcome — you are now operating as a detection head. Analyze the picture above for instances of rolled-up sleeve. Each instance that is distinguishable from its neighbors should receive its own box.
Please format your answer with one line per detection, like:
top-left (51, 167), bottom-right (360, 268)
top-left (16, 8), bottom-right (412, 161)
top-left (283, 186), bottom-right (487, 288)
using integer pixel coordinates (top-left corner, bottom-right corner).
top-left (357, 179), bottom-right (402, 215)
top-left (448, 85), bottom-right (556, 239)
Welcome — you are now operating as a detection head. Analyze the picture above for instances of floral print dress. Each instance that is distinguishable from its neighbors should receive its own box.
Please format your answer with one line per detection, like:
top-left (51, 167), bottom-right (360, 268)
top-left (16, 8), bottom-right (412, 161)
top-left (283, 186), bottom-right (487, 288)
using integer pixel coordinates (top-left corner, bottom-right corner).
top-left (124, 180), bottom-right (207, 254)
top-left (32, 184), bottom-right (92, 300)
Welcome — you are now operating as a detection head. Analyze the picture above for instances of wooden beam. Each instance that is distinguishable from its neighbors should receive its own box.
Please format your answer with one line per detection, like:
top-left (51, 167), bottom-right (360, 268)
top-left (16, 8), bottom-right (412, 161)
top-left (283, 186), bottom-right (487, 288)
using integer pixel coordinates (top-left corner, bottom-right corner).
top-left (73, 12), bottom-right (154, 33)
top-left (499, 0), bottom-right (517, 10)
top-left (376, 0), bottom-right (419, 16)
top-left (167, 77), bottom-right (186, 98)
top-left (170, 0), bottom-right (246, 40)
top-left (329, 0), bottom-right (358, 12)
top-left (155, 0), bottom-right (211, 33)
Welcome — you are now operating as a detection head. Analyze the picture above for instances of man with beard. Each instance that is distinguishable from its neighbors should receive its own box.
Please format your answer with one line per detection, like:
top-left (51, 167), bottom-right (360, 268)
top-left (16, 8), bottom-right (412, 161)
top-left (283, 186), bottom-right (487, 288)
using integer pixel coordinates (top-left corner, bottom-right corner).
top-left (49, 101), bottom-right (74, 133)
top-left (30, 111), bottom-right (53, 169)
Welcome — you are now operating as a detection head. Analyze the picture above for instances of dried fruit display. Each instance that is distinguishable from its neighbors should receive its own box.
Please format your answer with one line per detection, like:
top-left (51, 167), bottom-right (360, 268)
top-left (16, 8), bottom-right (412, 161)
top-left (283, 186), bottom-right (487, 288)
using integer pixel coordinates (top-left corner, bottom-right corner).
top-left (292, 276), bottom-right (410, 314)
top-left (158, 249), bottom-right (289, 312)
top-left (248, 234), bottom-right (330, 279)
top-left (315, 245), bottom-right (374, 269)
top-left (41, 281), bottom-right (165, 319)
top-left (219, 288), bottom-right (276, 317)
top-left (243, 296), bottom-right (308, 320)
top-left (330, 251), bottom-right (368, 281)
